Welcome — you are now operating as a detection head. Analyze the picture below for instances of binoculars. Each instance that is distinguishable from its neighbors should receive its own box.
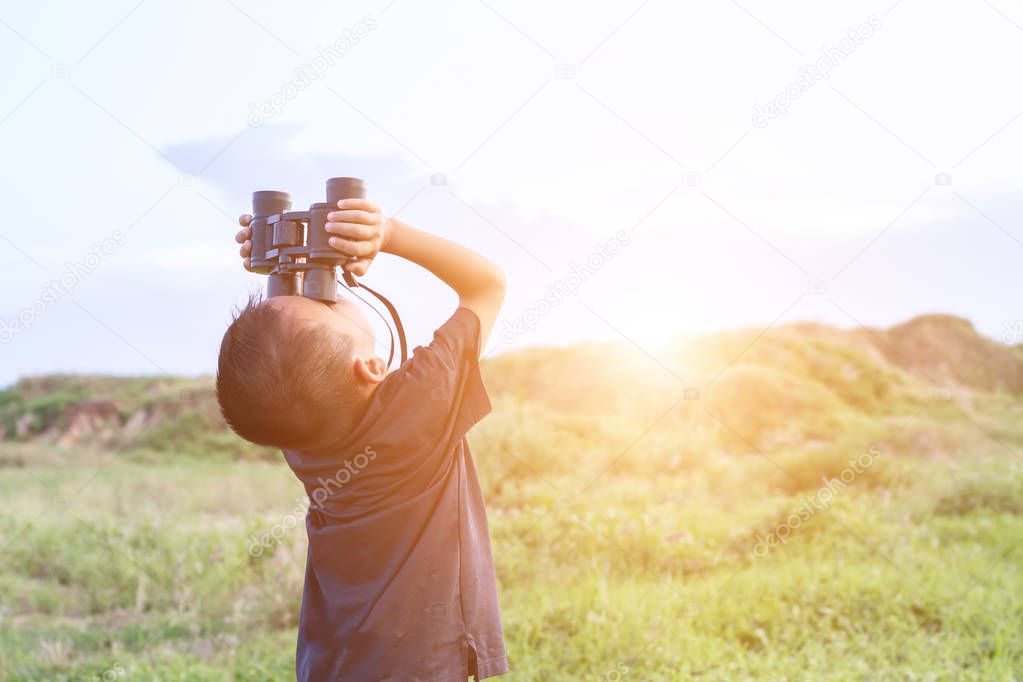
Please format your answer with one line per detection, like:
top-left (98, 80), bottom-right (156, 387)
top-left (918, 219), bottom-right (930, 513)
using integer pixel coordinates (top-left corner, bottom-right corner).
top-left (249, 177), bottom-right (365, 302)
top-left (247, 176), bottom-right (409, 366)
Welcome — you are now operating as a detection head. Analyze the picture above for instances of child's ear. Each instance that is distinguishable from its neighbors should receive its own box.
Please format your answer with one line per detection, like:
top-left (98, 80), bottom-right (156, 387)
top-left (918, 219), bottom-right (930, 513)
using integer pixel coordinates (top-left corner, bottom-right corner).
top-left (353, 356), bottom-right (387, 384)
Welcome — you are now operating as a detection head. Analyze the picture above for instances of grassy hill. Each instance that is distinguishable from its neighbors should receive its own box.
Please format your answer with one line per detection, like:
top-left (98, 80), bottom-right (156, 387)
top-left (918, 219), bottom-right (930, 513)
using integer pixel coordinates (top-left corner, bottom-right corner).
top-left (2, 313), bottom-right (1019, 467)
top-left (1, 314), bottom-right (1022, 679)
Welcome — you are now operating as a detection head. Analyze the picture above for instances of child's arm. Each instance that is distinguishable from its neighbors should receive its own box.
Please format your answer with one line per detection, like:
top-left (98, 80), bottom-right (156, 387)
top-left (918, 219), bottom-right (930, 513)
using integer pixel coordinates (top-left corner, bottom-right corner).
top-left (326, 200), bottom-right (506, 350)
top-left (383, 218), bottom-right (505, 348)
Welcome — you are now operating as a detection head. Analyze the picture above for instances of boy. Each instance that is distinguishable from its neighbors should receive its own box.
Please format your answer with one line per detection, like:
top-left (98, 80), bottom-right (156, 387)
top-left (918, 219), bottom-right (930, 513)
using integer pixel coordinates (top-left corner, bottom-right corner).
top-left (218, 198), bottom-right (508, 681)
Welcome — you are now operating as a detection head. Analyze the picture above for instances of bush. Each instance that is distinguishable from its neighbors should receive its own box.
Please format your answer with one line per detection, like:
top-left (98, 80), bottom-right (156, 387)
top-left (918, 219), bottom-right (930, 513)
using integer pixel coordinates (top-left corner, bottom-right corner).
top-left (703, 364), bottom-right (856, 450)
top-left (935, 466), bottom-right (1023, 516)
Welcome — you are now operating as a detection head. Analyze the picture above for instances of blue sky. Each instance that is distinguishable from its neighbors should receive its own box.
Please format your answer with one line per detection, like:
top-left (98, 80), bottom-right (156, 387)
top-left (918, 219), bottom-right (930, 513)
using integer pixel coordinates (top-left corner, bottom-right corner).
top-left (1, 0), bottom-right (1022, 387)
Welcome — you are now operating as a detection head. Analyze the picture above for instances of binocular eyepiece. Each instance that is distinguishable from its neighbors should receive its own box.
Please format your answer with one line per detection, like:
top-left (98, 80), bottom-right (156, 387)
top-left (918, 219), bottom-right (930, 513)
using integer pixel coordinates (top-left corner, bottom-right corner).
top-left (249, 177), bottom-right (365, 302)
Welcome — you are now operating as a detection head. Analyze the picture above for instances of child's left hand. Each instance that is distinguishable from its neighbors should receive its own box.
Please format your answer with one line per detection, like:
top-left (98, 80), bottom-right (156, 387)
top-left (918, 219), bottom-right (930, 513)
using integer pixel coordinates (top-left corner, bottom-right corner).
top-left (325, 199), bottom-right (388, 277)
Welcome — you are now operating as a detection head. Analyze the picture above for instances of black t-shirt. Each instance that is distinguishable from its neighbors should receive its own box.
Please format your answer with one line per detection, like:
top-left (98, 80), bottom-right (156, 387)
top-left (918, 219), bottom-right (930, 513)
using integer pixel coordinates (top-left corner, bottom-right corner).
top-left (283, 307), bottom-right (508, 681)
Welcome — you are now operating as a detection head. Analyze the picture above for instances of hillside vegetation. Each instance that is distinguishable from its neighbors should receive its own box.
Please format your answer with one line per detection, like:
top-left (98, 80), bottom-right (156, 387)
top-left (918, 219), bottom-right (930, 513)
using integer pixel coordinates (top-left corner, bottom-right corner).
top-left (2, 313), bottom-right (1020, 465)
top-left (1, 313), bottom-right (1022, 680)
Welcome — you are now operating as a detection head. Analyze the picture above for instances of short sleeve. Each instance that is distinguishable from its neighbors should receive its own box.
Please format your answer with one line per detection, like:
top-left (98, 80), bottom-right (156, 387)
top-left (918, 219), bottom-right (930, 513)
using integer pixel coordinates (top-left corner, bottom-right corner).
top-left (382, 307), bottom-right (492, 444)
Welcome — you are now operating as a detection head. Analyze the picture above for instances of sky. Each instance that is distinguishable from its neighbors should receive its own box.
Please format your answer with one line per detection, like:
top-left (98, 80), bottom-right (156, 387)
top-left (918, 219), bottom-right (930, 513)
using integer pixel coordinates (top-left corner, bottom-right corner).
top-left (1, 0), bottom-right (1021, 387)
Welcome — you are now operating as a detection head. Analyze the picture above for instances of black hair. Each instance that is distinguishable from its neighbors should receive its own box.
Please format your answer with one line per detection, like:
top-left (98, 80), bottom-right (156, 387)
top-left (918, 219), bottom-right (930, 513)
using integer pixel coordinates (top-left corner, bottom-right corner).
top-left (216, 294), bottom-right (357, 450)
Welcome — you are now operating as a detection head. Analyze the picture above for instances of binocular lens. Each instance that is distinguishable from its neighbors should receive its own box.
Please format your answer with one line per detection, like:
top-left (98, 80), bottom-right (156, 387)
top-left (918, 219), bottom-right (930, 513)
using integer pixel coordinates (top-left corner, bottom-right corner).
top-left (252, 190), bottom-right (291, 216)
top-left (250, 191), bottom-right (292, 273)
top-left (326, 177), bottom-right (364, 206)
top-left (307, 177), bottom-right (366, 264)
top-left (247, 178), bottom-right (366, 302)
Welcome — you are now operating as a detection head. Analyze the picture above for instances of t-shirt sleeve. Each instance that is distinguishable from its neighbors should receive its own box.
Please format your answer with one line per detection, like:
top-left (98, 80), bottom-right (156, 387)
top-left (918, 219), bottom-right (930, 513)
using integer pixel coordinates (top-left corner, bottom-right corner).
top-left (386, 306), bottom-right (492, 445)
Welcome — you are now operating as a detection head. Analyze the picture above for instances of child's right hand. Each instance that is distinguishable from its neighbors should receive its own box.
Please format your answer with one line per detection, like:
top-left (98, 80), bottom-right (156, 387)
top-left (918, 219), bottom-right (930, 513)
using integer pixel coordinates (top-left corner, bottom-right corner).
top-left (235, 214), bottom-right (253, 271)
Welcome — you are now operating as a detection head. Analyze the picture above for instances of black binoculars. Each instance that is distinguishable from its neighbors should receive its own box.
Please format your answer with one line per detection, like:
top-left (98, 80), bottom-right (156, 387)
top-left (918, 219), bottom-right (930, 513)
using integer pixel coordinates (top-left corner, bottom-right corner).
top-left (249, 177), bottom-right (365, 302)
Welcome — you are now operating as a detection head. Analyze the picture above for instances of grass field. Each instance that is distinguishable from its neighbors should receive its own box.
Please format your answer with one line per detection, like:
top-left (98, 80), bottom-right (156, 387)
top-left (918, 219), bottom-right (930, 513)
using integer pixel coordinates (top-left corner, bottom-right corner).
top-left (1, 315), bottom-right (1022, 680)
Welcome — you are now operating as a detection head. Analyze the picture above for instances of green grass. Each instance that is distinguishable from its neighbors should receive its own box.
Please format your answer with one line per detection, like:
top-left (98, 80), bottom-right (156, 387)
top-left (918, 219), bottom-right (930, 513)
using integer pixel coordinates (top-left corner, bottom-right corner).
top-left (1, 427), bottom-right (1020, 680)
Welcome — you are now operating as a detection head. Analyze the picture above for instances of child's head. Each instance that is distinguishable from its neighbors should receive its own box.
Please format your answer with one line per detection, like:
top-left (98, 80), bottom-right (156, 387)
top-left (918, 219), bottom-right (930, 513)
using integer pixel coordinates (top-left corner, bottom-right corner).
top-left (216, 294), bottom-right (388, 451)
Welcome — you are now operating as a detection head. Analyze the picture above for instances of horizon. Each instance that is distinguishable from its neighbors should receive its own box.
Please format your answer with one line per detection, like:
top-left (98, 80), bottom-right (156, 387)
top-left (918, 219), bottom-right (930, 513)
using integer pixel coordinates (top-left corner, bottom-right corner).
top-left (2, 307), bottom-right (1011, 391)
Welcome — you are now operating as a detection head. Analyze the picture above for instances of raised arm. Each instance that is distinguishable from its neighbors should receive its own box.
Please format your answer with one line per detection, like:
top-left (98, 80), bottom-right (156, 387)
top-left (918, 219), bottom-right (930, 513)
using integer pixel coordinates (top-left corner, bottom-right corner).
top-left (324, 199), bottom-right (506, 350)
top-left (382, 218), bottom-right (505, 348)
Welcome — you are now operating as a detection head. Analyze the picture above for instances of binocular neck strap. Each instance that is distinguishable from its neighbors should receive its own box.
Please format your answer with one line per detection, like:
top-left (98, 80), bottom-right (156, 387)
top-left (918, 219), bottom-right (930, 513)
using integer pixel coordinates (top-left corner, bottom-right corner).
top-left (341, 272), bottom-right (409, 370)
